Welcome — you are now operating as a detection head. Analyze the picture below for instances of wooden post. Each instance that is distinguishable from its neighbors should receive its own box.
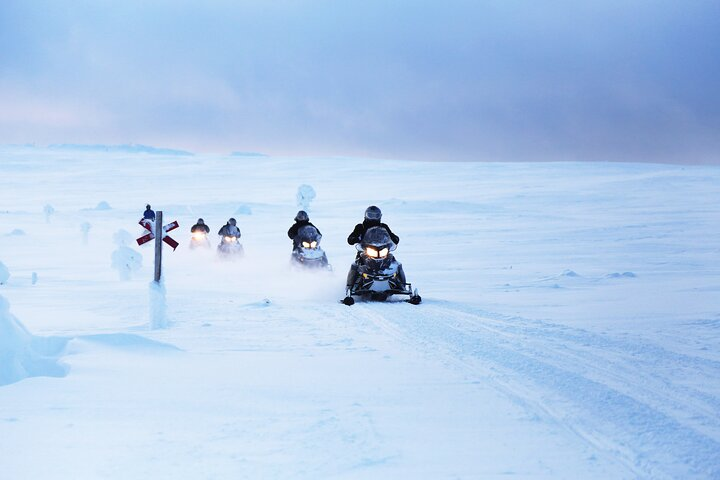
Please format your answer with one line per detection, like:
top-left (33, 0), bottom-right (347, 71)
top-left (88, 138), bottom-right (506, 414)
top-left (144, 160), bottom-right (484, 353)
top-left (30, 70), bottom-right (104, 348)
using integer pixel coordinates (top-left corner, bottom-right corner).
top-left (154, 210), bottom-right (163, 282)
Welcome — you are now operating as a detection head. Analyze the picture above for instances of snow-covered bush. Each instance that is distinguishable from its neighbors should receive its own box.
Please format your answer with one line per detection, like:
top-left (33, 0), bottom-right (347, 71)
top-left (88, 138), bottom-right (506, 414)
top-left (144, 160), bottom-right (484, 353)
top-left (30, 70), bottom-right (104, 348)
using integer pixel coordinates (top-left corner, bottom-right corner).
top-left (43, 204), bottom-right (55, 223)
top-left (80, 222), bottom-right (92, 244)
top-left (296, 184), bottom-right (316, 211)
top-left (234, 205), bottom-right (253, 215)
top-left (113, 229), bottom-right (134, 247)
top-left (111, 229), bottom-right (142, 280)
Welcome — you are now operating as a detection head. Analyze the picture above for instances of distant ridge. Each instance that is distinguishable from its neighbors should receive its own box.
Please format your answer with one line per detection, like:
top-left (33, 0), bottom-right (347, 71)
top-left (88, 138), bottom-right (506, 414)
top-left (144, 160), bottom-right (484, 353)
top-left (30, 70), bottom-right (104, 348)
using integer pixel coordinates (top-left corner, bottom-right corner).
top-left (231, 151), bottom-right (268, 158)
top-left (47, 143), bottom-right (194, 156)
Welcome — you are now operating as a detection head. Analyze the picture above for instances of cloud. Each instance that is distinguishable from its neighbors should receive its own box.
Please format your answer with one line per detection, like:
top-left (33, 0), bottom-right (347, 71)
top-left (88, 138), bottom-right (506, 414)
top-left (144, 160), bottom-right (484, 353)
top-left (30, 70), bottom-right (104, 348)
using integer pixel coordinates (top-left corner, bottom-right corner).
top-left (0, 83), bottom-right (114, 141)
top-left (1, 0), bottom-right (719, 163)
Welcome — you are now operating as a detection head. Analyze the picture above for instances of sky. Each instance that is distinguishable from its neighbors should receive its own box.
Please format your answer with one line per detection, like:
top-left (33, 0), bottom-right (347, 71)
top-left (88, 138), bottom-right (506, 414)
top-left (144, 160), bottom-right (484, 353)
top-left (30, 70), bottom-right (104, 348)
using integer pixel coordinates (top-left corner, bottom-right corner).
top-left (1, 0), bottom-right (719, 163)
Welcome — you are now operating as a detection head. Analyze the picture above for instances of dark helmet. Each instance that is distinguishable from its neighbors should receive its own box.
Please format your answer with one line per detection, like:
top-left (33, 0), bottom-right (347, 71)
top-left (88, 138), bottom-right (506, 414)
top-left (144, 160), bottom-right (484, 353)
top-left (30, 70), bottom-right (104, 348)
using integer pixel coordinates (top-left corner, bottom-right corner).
top-left (146, 204), bottom-right (151, 210)
top-left (228, 218), bottom-right (236, 226)
top-left (197, 218), bottom-right (204, 224)
top-left (295, 210), bottom-right (309, 222)
top-left (364, 205), bottom-right (382, 221)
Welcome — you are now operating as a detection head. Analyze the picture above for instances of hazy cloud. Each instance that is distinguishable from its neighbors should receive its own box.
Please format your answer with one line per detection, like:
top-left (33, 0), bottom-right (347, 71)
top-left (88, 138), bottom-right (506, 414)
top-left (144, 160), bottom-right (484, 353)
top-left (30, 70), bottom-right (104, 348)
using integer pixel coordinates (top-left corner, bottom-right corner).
top-left (1, 0), bottom-right (719, 162)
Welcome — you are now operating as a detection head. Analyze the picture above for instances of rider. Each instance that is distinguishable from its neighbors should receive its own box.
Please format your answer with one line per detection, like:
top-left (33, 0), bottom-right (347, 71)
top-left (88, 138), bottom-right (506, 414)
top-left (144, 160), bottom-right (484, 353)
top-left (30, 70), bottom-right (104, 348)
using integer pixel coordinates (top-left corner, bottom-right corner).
top-left (347, 206), bottom-right (399, 246)
top-left (346, 206), bottom-right (403, 291)
top-left (288, 210), bottom-right (321, 250)
top-left (142, 204), bottom-right (156, 222)
top-left (191, 218), bottom-right (210, 234)
top-left (218, 218), bottom-right (241, 238)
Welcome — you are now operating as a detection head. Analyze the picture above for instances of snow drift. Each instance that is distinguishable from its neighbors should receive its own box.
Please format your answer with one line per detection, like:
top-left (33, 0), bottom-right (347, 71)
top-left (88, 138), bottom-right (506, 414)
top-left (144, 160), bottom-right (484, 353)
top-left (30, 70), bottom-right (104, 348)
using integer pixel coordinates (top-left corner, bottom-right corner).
top-left (0, 295), bottom-right (68, 386)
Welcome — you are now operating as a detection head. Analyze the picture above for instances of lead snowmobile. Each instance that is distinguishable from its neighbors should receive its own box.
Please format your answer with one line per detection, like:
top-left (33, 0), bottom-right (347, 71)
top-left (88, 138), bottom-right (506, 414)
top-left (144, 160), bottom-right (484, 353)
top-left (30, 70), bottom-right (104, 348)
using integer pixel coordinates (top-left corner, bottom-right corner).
top-left (342, 226), bottom-right (421, 305)
top-left (291, 225), bottom-right (331, 270)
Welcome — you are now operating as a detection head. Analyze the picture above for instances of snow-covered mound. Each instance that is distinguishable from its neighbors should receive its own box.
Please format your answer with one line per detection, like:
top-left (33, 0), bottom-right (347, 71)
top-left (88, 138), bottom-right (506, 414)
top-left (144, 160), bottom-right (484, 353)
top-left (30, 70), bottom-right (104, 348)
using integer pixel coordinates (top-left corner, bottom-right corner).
top-left (0, 295), bottom-right (68, 386)
top-left (111, 229), bottom-right (142, 280)
top-left (0, 261), bottom-right (9, 285)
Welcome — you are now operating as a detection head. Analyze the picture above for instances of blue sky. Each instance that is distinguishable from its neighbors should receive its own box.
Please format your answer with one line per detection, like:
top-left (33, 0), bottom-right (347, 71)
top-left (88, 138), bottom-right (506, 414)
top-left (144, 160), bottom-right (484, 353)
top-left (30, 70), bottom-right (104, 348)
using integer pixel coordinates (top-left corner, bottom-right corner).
top-left (1, 0), bottom-right (719, 162)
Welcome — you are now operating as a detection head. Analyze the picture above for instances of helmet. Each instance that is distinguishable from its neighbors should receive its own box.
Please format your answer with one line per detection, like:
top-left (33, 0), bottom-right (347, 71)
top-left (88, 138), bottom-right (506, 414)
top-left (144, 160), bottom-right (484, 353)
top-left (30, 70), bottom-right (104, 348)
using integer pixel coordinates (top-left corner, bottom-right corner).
top-left (228, 218), bottom-right (236, 226)
top-left (146, 204), bottom-right (151, 210)
top-left (364, 205), bottom-right (382, 221)
top-left (294, 210), bottom-right (309, 222)
top-left (197, 218), bottom-right (204, 224)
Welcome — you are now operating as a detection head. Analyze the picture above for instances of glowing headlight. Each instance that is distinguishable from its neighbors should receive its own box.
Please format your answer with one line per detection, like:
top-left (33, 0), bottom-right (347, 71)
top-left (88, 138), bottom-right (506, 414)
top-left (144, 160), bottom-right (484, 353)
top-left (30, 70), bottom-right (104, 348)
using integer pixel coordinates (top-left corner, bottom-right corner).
top-left (224, 236), bottom-right (235, 242)
top-left (302, 241), bottom-right (311, 248)
top-left (365, 247), bottom-right (379, 258)
top-left (310, 241), bottom-right (317, 248)
top-left (378, 247), bottom-right (389, 258)
top-left (192, 231), bottom-right (206, 239)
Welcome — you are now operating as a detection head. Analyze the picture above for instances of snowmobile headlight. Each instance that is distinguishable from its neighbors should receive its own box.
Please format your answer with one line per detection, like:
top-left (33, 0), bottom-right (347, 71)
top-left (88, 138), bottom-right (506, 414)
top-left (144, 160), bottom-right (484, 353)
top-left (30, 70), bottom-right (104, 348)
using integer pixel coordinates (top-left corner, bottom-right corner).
top-left (310, 241), bottom-right (317, 249)
top-left (224, 236), bottom-right (235, 242)
top-left (365, 246), bottom-right (379, 258)
top-left (302, 241), bottom-right (311, 248)
top-left (192, 231), bottom-right (206, 239)
top-left (378, 247), bottom-right (389, 258)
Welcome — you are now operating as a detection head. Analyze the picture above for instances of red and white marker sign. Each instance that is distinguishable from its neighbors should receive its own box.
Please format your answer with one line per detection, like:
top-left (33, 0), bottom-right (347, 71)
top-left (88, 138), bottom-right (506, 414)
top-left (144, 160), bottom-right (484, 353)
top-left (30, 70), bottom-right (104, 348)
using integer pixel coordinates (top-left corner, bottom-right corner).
top-left (136, 219), bottom-right (179, 250)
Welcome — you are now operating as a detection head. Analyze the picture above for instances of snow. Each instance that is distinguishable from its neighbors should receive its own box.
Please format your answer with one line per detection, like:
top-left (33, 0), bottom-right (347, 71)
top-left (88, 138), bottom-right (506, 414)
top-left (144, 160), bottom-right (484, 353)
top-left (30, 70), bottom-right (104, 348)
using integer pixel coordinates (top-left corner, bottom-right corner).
top-left (149, 279), bottom-right (168, 330)
top-left (234, 205), bottom-right (253, 216)
top-left (42, 203), bottom-right (55, 223)
top-left (0, 262), bottom-right (9, 285)
top-left (0, 145), bottom-right (719, 478)
top-left (110, 230), bottom-right (143, 281)
top-left (80, 221), bottom-right (92, 244)
top-left (0, 295), bottom-right (68, 386)
top-left (296, 184), bottom-right (317, 211)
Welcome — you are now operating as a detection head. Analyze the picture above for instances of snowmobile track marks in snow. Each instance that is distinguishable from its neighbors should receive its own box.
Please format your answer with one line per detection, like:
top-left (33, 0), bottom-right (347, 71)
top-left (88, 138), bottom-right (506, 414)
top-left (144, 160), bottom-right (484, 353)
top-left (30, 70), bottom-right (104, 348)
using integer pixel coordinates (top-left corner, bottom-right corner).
top-left (352, 301), bottom-right (720, 480)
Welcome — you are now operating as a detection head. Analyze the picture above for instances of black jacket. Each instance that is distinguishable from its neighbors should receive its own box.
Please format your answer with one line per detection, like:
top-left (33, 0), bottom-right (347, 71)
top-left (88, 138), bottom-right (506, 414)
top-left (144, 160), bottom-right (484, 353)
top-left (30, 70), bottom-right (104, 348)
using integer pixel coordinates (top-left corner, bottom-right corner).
top-left (287, 220), bottom-right (320, 239)
top-left (347, 219), bottom-right (399, 245)
top-left (218, 224), bottom-right (241, 237)
top-left (191, 223), bottom-right (210, 233)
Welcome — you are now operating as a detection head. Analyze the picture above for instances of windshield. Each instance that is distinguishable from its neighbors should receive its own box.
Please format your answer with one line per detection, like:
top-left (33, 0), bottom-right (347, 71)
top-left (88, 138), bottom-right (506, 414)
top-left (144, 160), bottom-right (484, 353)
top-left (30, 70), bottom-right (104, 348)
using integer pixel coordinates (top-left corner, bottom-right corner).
top-left (362, 226), bottom-right (392, 247)
top-left (297, 225), bottom-right (321, 243)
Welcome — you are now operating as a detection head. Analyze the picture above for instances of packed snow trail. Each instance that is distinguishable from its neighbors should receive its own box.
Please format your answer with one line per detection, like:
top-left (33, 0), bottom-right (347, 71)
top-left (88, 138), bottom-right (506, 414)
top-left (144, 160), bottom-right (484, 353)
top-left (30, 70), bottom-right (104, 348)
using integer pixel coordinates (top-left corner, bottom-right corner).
top-left (1, 297), bottom-right (638, 479)
top-left (351, 300), bottom-right (720, 479)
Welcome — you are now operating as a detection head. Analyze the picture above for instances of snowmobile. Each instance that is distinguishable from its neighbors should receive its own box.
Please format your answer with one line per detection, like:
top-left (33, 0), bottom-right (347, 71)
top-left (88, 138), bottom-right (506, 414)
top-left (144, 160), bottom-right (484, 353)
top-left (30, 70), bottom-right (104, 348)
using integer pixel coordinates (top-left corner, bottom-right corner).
top-left (342, 226), bottom-right (421, 305)
top-left (290, 225), bottom-right (331, 270)
top-left (217, 234), bottom-right (244, 258)
top-left (190, 230), bottom-right (211, 249)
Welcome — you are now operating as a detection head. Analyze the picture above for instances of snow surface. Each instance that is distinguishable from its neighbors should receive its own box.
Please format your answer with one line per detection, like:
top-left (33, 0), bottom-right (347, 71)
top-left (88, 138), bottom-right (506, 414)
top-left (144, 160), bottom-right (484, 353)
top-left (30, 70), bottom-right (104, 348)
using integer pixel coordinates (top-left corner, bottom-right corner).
top-left (0, 145), bottom-right (719, 478)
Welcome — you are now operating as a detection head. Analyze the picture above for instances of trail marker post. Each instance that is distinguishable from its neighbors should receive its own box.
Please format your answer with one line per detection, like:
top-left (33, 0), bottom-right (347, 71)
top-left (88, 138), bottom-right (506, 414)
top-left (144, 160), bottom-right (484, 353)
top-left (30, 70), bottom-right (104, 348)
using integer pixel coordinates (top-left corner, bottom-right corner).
top-left (154, 211), bottom-right (163, 282)
top-left (135, 210), bottom-right (179, 282)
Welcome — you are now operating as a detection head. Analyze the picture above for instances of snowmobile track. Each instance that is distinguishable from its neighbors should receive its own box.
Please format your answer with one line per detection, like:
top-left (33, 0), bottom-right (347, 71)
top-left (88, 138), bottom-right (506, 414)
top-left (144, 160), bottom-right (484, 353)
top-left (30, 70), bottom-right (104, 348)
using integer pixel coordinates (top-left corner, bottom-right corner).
top-left (345, 301), bottom-right (720, 480)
